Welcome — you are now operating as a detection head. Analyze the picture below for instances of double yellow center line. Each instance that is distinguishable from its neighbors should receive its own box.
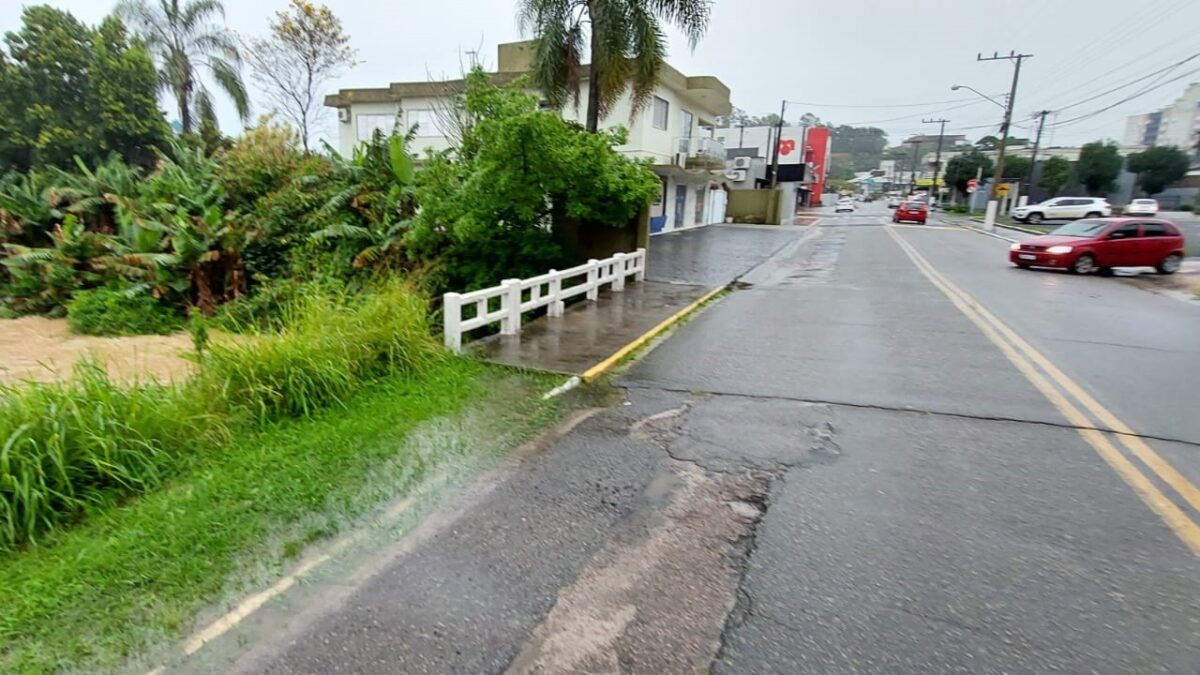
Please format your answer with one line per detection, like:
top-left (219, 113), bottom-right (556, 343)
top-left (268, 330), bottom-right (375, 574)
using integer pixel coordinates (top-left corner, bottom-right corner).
top-left (885, 225), bottom-right (1200, 555)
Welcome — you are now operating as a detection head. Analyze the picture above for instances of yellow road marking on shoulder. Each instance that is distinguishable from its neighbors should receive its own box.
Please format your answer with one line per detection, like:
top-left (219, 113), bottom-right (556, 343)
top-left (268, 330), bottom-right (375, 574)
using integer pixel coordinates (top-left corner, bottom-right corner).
top-left (891, 229), bottom-right (1200, 515)
top-left (885, 226), bottom-right (1200, 555)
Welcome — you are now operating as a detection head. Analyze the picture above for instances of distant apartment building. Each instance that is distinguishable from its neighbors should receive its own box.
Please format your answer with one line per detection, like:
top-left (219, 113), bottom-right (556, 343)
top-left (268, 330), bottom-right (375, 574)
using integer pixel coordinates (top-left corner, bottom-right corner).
top-left (1123, 82), bottom-right (1200, 156)
top-left (324, 41), bottom-right (732, 235)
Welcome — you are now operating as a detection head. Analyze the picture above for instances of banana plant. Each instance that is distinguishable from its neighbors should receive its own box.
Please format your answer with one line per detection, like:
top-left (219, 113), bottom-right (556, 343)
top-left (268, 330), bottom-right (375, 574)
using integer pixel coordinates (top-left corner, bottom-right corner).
top-left (309, 128), bottom-right (417, 268)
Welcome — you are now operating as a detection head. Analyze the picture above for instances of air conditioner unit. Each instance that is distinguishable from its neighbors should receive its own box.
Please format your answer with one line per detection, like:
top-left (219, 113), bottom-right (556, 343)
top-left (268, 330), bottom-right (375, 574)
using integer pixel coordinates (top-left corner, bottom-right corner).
top-left (675, 153), bottom-right (688, 169)
top-left (337, 108), bottom-right (351, 124)
top-left (725, 169), bottom-right (747, 182)
top-left (733, 156), bottom-right (751, 169)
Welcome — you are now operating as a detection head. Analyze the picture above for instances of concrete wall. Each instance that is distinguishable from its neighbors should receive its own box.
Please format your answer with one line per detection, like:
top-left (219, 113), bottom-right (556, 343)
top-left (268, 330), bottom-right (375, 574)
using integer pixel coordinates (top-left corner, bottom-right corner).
top-left (727, 189), bottom-right (781, 224)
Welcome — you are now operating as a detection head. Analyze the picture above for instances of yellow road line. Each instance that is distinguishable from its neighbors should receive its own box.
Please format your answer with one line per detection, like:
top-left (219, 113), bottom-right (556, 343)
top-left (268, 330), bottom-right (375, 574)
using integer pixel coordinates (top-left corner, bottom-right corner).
top-left (884, 226), bottom-right (1200, 555)
top-left (580, 285), bottom-right (725, 383)
top-left (894, 229), bottom-right (1200, 516)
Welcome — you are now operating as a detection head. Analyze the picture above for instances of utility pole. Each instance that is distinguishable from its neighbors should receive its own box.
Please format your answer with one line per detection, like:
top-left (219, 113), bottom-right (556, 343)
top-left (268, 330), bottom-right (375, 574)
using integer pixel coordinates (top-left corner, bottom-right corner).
top-left (977, 50), bottom-right (1033, 204)
top-left (1026, 109), bottom-right (1051, 199)
top-left (769, 99), bottom-right (787, 188)
top-left (923, 118), bottom-right (949, 203)
top-left (907, 139), bottom-right (922, 194)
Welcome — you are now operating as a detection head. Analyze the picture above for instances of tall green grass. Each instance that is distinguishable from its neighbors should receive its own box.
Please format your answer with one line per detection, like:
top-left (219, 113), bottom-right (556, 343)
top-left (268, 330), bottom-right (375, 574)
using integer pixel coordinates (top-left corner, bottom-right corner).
top-left (198, 284), bottom-right (442, 421)
top-left (0, 282), bottom-right (442, 550)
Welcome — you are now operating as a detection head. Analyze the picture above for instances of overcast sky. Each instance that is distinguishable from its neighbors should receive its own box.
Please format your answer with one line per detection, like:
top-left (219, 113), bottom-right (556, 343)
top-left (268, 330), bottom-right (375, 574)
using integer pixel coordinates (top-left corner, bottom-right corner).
top-left (3, 0), bottom-right (1200, 148)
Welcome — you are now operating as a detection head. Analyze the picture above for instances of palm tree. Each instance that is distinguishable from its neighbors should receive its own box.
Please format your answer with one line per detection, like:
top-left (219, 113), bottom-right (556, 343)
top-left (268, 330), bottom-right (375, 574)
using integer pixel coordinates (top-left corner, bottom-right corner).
top-left (517, 0), bottom-right (711, 132)
top-left (116, 0), bottom-right (249, 134)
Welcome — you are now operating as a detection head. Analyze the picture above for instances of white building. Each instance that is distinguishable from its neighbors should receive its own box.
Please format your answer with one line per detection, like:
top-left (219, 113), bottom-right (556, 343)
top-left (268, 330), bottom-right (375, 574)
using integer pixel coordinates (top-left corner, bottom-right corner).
top-left (1122, 82), bottom-right (1200, 155)
top-left (324, 41), bottom-right (732, 235)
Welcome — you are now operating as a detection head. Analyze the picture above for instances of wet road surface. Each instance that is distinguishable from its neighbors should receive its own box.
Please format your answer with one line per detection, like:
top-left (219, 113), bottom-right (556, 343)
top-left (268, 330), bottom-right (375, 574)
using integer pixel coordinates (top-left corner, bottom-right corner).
top-left (179, 206), bottom-right (1200, 674)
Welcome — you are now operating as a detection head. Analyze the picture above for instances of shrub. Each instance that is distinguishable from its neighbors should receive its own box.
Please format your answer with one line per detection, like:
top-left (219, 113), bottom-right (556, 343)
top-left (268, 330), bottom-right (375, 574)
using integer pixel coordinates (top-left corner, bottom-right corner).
top-left (0, 362), bottom-right (219, 548)
top-left (1178, 204), bottom-right (1193, 212)
top-left (67, 286), bottom-right (183, 336)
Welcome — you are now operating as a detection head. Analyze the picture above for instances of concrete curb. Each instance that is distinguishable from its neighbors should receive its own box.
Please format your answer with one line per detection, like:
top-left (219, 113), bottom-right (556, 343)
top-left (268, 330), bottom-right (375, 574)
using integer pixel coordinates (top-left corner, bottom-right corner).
top-left (957, 224), bottom-right (1017, 243)
top-left (578, 285), bottom-right (726, 384)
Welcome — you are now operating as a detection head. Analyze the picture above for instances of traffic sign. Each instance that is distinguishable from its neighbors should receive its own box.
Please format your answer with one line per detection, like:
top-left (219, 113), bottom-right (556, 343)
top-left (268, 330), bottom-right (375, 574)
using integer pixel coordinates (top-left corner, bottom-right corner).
top-left (966, 178), bottom-right (978, 193)
top-left (995, 184), bottom-right (1011, 196)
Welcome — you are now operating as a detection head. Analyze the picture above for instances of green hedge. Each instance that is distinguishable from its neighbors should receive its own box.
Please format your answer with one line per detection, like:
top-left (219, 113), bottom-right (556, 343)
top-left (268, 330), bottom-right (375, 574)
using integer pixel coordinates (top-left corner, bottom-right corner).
top-left (67, 287), bottom-right (183, 336)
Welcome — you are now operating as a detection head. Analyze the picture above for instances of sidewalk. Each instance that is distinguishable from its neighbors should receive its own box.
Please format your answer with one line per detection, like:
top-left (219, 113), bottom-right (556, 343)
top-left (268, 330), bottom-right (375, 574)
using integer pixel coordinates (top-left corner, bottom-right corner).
top-left (471, 224), bottom-right (808, 376)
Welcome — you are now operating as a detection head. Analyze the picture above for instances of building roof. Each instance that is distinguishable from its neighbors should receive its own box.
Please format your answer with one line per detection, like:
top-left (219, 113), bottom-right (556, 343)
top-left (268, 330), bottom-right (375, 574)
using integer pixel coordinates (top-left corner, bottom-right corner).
top-left (324, 40), bottom-right (732, 117)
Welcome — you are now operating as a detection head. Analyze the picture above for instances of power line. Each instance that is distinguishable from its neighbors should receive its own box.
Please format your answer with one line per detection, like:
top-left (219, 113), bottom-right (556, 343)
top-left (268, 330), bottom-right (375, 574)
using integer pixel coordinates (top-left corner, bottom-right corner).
top-left (1048, 65), bottom-right (1200, 129)
top-left (783, 96), bottom-right (986, 110)
top-left (1049, 52), bottom-right (1200, 114)
top-left (830, 98), bottom-right (998, 126)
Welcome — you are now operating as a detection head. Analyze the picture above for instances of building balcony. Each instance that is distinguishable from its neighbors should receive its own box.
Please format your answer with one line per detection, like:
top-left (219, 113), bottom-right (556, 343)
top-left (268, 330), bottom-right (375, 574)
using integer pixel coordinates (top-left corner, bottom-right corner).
top-left (675, 136), bottom-right (726, 171)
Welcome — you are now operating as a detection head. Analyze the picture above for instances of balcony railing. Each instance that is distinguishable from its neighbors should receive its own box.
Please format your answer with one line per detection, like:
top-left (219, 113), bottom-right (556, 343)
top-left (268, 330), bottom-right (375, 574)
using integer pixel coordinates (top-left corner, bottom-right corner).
top-left (675, 136), bottom-right (726, 171)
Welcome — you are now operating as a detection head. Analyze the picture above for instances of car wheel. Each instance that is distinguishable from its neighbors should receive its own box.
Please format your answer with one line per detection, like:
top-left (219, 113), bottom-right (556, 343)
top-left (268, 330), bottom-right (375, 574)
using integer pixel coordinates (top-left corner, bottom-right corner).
top-left (1085, 211), bottom-right (1101, 219)
top-left (1027, 212), bottom-right (1043, 224)
top-left (1157, 253), bottom-right (1182, 275)
top-left (1071, 253), bottom-right (1096, 275)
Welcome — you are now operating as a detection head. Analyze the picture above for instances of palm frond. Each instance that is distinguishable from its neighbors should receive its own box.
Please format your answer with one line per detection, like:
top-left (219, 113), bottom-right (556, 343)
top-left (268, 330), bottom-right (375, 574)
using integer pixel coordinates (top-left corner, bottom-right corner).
top-left (208, 55), bottom-right (249, 121)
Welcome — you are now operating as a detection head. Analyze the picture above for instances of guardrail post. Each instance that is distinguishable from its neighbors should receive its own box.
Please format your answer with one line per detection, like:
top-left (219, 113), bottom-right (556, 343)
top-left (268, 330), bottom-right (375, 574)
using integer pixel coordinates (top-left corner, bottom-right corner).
top-left (443, 292), bottom-right (463, 353)
top-left (586, 259), bottom-right (600, 301)
top-left (634, 248), bottom-right (646, 282)
top-left (500, 279), bottom-right (522, 335)
top-left (548, 270), bottom-right (564, 317)
top-left (612, 253), bottom-right (627, 291)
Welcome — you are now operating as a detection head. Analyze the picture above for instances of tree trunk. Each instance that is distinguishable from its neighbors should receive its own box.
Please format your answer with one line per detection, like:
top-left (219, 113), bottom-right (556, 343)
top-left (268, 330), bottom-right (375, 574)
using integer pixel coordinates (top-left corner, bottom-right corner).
top-left (192, 264), bottom-right (216, 316)
top-left (179, 64), bottom-right (194, 134)
top-left (585, 0), bottom-right (601, 133)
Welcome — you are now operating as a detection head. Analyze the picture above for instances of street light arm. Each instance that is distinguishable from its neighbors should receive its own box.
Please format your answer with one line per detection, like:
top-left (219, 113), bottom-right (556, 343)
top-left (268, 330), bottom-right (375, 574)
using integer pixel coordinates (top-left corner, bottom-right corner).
top-left (950, 84), bottom-right (1007, 110)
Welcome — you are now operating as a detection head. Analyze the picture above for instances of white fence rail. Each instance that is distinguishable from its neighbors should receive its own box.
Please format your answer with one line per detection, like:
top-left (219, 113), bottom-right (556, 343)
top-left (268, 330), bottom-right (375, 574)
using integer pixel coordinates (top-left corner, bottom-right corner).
top-left (443, 248), bottom-right (647, 353)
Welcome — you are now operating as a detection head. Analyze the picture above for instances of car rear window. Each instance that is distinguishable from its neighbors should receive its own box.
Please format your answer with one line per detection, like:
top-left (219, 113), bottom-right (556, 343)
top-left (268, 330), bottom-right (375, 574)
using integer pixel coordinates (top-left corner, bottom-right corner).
top-left (1137, 222), bottom-right (1176, 235)
top-left (903, 202), bottom-right (926, 210)
top-left (1133, 199), bottom-right (1156, 205)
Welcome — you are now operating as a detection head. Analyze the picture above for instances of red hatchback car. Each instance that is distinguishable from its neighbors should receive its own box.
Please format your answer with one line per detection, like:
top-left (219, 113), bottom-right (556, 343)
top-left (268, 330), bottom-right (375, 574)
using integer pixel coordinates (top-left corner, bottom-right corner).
top-left (892, 201), bottom-right (928, 224)
top-left (1009, 218), bottom-right (1185, 275)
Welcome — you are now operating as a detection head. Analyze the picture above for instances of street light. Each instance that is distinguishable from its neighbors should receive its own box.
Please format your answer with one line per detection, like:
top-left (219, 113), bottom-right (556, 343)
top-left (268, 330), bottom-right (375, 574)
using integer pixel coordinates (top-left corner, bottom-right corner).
top-left (950, 84), bottom-right (1006, 110)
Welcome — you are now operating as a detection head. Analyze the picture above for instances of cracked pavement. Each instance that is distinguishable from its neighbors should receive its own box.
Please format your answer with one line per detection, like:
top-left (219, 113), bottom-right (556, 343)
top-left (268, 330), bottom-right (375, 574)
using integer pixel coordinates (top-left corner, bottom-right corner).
top-left (179, 217), bottom-right (1200, 673)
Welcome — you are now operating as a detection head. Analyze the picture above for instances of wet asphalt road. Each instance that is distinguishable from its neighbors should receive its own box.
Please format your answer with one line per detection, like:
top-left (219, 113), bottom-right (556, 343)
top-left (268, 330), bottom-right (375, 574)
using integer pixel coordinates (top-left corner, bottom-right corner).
top-left (186, 215), bottom-right (1200, 674)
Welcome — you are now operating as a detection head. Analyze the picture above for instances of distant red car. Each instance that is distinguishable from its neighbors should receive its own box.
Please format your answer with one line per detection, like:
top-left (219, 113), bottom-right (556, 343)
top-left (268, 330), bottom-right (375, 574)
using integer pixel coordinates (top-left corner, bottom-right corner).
top-left (1009, 218), bottom-right (1185, 275)
top-left (892, 201), bottom-right (927, 224)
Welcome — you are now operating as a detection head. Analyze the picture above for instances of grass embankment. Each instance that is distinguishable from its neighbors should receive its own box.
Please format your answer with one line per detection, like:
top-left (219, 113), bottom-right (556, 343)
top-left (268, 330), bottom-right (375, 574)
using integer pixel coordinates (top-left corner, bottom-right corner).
top-left (0, 283), bottom-right (570, 672)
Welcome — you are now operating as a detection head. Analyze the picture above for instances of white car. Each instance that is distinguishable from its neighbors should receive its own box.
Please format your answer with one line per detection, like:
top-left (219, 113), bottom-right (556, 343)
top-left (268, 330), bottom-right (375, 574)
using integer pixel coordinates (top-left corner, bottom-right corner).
top-left (834, 198), bottom-right (855, 213)
top-left (1012, 197), bottom-right (1112, 224)
top-left (1125, 198), bottom-right (1159, 216)
top-left (886, 196), bottom-right (902, 208)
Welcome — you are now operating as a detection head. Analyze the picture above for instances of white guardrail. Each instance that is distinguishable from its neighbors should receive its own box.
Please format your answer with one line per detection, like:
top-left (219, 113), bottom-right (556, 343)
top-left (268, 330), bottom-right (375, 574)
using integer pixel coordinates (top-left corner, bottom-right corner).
top-left (443, 248), bottom-right (647, 353)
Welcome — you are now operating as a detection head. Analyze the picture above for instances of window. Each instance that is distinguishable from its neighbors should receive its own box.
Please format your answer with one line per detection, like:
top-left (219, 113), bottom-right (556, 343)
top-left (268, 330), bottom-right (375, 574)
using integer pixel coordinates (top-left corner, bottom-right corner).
top-left (680, 109), bottom-right (694, 138)
top-left (356, 113), bottom-right (393, 141)
top-left (407, 110), bottom-right (443, 136)
top-left (1142, 222), bottom-right (1167, 237)
top-left (651, 96), bottom-right (669, 130)
top-left (1109, 223), bottom-right (1140, 239)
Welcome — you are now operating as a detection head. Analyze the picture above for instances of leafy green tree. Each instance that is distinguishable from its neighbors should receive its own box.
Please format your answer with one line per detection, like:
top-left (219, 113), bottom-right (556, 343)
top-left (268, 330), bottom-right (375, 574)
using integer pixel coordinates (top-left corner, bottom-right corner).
top-left (518, 0), bottom-right (711, 132)
top-left (943, 149), bottom-right (994, 195)
top-left (1076, 140), bottom-right (1123, 196)
top-left (1039, 156), bottom-right (1071, 196)
top-left (830, 125), bottom-right (887, 171)
top-left (243, 1), bottom-right (357, 152)
top-left (1127, 145), bottom-right (1191, 196)
top-left (0, 7), bottom-right (167, 172)
top-left (407, 67), bottom-right (660, 291)
top-left (117, 0), bottom-right (249, 134)
top-left (1002, 155), bottom-right (1031, 180)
